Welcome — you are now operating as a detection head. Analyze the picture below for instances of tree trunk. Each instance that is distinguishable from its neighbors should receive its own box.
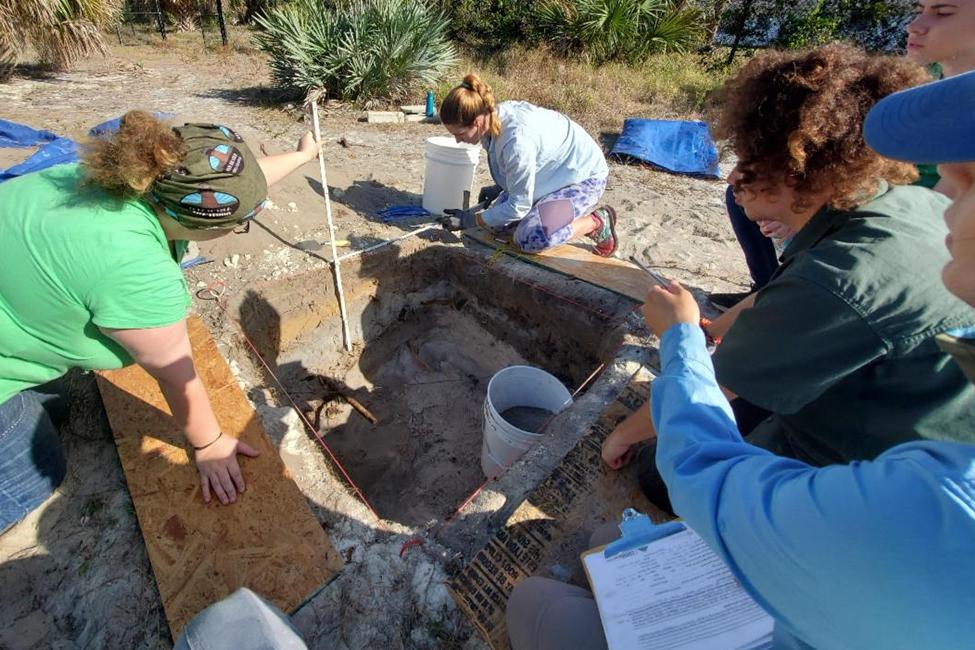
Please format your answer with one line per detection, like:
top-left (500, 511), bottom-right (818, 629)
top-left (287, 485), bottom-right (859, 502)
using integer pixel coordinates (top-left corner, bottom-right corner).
top-left (726, 0), bottom-right (754, 65)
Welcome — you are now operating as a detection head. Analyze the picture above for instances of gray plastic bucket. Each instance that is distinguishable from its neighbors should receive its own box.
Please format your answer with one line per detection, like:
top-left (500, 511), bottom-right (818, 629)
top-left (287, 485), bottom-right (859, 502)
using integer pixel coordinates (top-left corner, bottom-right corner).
top-left (481, 365), bottom-right (572, 479)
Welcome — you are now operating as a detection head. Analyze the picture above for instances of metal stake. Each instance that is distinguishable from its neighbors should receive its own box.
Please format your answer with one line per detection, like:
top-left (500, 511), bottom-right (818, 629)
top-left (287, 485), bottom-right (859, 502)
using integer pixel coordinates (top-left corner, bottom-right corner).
top-left (153, 0), bottom-right (166, 39)
top-left (215, 0), bottom-right (228, 46)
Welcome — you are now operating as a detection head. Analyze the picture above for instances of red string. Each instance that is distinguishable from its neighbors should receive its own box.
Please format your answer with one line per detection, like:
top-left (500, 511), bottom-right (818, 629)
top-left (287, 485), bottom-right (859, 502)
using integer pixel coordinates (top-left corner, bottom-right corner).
top-left (200, 246), bottom-right (637, 538)
top-left (210, 298), bottom-right (387, 527)
top-left (398, 537), bottom-right (425, 558)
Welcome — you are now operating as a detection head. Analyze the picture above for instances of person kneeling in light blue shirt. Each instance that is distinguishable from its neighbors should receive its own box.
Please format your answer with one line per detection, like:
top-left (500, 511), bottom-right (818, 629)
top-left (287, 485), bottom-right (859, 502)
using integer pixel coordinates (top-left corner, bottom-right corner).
top-left (437, 73), bottom-right (619, 257)
top-left (646, 70), bottom-right (975, 649)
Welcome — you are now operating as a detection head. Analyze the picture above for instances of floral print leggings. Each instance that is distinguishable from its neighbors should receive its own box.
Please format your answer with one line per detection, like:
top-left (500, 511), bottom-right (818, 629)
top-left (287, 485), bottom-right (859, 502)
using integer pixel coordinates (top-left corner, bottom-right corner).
top-left (503, 176), bottom-right (608, 253)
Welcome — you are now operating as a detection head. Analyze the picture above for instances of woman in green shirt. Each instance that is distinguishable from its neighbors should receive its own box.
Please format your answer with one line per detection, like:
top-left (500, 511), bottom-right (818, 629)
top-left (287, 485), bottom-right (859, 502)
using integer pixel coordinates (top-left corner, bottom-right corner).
top-left (0, 111), bottom-right (320, 532)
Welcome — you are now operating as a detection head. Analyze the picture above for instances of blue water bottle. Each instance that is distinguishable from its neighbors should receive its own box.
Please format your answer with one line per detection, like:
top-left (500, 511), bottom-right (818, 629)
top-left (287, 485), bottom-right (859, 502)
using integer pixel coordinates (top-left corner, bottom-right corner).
top-left (425, 90), bottom-right (435, 117)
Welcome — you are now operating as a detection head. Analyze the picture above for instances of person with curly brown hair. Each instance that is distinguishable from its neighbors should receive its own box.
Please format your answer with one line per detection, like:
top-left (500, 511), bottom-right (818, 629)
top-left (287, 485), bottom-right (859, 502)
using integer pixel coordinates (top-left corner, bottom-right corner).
top-left (600, 44), bottom-right (975, 512)
top-left (508, 55), bottom-right (975, 650)
top-left (0, 111), bottom-right (321, 533)
top-left (713, 2), bottom-right (975, 306)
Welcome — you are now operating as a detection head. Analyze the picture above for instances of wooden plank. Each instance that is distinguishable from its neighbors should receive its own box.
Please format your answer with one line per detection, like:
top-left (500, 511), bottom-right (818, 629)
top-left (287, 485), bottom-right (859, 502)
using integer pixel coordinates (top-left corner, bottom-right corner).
top-left (97, 316), bottom-right (343, 638)
top-left (464, 228), bottom-right (652, 303)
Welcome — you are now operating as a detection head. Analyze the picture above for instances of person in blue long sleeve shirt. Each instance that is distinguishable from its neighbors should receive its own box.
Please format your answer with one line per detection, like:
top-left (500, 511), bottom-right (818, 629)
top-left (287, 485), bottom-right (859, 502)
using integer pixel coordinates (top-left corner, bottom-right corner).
top-left (506, 70), bottom-right (975, 650)
top-left (437, 73), bottom-right (619, 257)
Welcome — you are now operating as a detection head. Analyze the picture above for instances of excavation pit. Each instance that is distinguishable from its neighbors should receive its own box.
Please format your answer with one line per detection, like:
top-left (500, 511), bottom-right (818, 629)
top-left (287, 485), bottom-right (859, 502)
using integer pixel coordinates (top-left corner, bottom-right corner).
top-left (231, 237), bottom-right (641, 540)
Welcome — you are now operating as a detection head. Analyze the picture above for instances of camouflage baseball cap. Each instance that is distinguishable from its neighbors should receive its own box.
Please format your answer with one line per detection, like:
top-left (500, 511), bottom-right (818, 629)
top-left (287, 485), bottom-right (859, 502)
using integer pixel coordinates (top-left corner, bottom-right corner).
top-left (148, 123), bottom-right (268, 230)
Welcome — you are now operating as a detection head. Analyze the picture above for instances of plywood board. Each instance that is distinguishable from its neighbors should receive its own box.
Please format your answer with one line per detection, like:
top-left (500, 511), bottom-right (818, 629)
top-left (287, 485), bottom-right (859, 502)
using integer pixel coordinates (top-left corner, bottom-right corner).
top-left (97, 316), bottom-right (343, 638)
top-left (464, 228), bottom-right (652, 303)
top-left (449, 369), bottom-right (662, 649)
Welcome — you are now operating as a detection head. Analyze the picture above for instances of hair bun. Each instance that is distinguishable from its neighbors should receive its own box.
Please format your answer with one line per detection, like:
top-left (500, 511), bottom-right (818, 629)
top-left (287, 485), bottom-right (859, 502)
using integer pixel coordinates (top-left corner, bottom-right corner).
top-left (462, 73), bottom-right (496, 113)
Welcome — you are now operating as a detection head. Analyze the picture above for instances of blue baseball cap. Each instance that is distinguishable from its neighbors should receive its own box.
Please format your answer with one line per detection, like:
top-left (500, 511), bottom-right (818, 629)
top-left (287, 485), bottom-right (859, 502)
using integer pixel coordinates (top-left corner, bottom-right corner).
top-left (864, 69), bottom-right (975, 165)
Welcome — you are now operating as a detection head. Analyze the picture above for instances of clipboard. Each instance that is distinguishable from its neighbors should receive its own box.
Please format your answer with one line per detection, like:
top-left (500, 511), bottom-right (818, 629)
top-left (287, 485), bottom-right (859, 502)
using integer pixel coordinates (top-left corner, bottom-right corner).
top-left (581, 509), bottom-right (774, 650)
top-left (588, 508), bottom-right (687, 561)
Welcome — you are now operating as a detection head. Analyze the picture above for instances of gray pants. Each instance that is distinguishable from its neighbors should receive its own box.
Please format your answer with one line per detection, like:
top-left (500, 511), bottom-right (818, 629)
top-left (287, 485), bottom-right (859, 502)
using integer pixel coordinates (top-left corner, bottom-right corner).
top-left (506, 523), bottom-right (620, 650)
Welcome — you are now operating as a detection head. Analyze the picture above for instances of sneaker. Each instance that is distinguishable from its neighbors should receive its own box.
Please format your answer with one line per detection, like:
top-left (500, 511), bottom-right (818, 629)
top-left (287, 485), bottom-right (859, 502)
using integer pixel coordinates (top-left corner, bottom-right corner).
top-left (709, 290), bottom-right (753, 312)
top-left (587, 205), bottom-right (618, 257)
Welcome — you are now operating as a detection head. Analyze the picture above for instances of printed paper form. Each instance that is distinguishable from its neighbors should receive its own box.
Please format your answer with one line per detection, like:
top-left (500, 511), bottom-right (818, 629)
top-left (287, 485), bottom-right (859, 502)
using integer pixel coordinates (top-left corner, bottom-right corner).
top-left (583, 528), bottom-right (773, 650)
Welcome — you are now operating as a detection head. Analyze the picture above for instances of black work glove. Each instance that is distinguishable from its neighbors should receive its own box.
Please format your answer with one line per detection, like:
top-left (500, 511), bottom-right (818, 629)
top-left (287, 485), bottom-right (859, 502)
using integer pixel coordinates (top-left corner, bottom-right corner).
top-left (477, 184), bottom-right (503, 206)
top-left (439, 207), bottom-right (480, 231)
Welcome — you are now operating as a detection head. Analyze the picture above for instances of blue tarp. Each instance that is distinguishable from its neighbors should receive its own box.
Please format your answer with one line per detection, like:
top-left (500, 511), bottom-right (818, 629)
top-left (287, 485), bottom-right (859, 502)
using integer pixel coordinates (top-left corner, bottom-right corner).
top-left (0, 114), bottom-right (174, 183)
top-left (0, 138), bottom-right (79, 183)
top-left (0, 121), bottom-right (60, 148)
top-left (610, 118), bottom-right (720, 179)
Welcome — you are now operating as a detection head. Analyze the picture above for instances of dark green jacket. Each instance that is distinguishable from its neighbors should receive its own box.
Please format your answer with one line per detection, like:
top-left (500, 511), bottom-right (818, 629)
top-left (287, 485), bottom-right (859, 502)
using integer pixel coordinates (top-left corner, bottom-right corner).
top-left (713, 184), bottom-right (975, 466)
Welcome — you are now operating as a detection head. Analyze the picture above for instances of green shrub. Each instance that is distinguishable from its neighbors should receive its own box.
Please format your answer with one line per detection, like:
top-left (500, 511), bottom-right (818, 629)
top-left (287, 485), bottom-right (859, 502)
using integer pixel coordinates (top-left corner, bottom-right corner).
top-left (718, 0), bottom-right (915, 53)
top-left (535, 0), bottom-right (704, 64)
top-left (231, 0), bottom-right (280, 24)
top-left (777, 0), bottom-right (840, 49)
top-left (159, 0), bottom-right (200, 30)
top-left (431, 0), bottom-right (539, 50)
top-left (452, 46), bottom-right (733, 134)
top-left (253, 0), bottom-right (457, 103)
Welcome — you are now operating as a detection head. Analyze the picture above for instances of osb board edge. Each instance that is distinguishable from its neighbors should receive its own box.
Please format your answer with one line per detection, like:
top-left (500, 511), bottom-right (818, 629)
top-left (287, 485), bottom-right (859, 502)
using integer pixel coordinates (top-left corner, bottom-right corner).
top-left (97, 316), bottom-right (343, 637)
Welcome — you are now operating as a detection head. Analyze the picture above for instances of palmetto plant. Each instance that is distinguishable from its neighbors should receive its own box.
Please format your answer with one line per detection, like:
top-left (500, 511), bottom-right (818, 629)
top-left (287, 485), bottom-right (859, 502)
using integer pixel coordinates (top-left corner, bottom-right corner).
top-left (0, 0), bottom-right (121, 80)
top-left (537, 0), bottom-right (703, 63)
top-left (159, 0), bottom-right (202, 31)
top-left (253, 0), bottom-right (457, 103)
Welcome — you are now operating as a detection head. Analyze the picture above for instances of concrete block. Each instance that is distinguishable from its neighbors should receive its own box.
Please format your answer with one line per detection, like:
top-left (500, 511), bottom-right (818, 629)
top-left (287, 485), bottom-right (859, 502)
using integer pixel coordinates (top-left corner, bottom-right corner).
top-left (365, 111), bottom-right (405, 124)
top-left (400, 104), bottom-right (426, 115)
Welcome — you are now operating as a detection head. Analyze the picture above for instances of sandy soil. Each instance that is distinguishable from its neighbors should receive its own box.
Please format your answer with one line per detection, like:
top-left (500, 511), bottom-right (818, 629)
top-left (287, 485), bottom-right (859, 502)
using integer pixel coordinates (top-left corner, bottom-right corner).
top-left (283, 304), bottom-right (540, 529)
top-left (0, 32), bottom-right (749, 650)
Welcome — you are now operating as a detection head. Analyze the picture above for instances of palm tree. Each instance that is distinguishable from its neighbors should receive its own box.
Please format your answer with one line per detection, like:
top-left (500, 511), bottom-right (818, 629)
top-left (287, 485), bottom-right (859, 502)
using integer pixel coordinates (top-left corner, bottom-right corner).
top-left (0, 0), bottom-right (121, 81)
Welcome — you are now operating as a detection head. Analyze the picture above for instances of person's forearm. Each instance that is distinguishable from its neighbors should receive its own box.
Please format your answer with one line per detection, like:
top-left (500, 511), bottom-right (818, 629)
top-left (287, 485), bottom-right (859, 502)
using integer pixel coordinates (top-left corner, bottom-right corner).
top-left (708, 292), bottom-right (756, 340)
top-left (257, 151), bottom-right (313, 187)
top-left (156, 374), bottom-right (222, 448)
top-left (608, 400), bottom-right (657, 446)
top-left (650, 322), bottom-right (972, 648)
top-left (934, 176), bottom-right (959, 200)
top-left (481, 195), bottom-right (525, 229)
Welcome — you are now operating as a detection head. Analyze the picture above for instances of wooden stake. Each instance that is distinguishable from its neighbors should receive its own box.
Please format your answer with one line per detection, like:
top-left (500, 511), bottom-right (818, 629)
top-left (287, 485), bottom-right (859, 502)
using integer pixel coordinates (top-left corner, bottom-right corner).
top-left (310, 97), bottom-right (353, 352)
top-left (313, 375), bottom-right (378, 425)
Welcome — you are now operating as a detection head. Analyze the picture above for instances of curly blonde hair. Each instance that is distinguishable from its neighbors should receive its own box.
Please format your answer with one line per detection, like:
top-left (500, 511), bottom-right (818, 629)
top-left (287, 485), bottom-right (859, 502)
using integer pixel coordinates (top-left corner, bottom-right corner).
top-left (710, 44), bottom-right (930, 211)
top-left (82, 110), bottom-right (186, 197)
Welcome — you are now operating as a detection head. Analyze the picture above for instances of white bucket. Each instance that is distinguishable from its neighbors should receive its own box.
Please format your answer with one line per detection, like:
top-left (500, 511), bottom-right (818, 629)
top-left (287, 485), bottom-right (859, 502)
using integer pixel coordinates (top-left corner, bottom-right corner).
top-left (422, 136), bottom-right (481, 217)
top-left (481, 365), bottom-right (573, 479)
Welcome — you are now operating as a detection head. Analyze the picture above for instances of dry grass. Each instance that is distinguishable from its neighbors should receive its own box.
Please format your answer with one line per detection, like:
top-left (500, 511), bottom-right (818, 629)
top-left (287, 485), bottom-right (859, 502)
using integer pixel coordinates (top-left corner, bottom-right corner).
top-left (107, 25), bottom-right (735, 135)
top-left (438, 46), bottom-right (738, 135)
